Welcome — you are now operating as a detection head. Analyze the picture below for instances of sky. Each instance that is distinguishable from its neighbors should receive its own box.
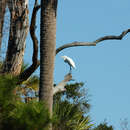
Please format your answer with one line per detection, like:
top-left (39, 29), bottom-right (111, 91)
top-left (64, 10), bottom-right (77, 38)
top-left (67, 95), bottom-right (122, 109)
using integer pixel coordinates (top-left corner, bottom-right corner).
top-left (23, 0), bottom-right (130, 129)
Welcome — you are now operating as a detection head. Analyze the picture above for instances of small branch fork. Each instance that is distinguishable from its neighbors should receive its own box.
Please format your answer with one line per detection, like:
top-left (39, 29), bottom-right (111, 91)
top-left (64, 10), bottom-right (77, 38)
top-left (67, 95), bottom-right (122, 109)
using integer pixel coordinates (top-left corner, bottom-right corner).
top-left (53, 73), bottom-right (72, 95)
top-left (56, 29), bottom-right (130, 54)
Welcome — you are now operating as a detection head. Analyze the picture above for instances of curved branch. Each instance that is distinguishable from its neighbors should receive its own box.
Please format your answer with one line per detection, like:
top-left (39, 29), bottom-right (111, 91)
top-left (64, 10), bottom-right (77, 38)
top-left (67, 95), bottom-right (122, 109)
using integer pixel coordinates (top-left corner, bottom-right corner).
top-left (56, 29), bottom-right (130, 54)
top-left (30, 5), bottom-right (40, 63)
top-left (18, 3), bottom-right (40, 83)
top-left (56, 42), bottom-right (96, 54)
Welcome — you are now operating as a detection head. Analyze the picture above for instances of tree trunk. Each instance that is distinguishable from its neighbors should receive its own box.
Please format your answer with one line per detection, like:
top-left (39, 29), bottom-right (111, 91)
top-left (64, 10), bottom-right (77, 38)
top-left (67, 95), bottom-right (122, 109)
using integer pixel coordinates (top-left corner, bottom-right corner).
top-left (39, 0), bottom-right (57, 129)
top-left (0, 0), bottom-right (7, 49)
top-left (2, 0), bottom-right (29, 75)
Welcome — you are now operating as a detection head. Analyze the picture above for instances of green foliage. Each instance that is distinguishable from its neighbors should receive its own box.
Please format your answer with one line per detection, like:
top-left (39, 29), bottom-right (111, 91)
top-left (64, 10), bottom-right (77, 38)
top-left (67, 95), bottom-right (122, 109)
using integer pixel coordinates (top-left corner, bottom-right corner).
top-left (92, 122), bottom-right (114, 130)
top-left (0, 75), bottom-right (50, 130)
top-left (0, 75), bottom-right (17, 108)
top-left (22, 75), bottom-right (39, 91)
top-left (0, 75), bottom-right (18, 129)
top-left (0, 61), bottom-right (3, 69)
top-left (54, 82), bottom-right (90, 113)
top-left (3, 101), bottom-right (50, 130)
top-left (53, 100), bottom-right (92, 130)
top-left (0, 75), bottom-right (92, 130)
top-left (53, 82), bottom-right (92, 130)
top-left (20, 62), bottom-right (29, 73)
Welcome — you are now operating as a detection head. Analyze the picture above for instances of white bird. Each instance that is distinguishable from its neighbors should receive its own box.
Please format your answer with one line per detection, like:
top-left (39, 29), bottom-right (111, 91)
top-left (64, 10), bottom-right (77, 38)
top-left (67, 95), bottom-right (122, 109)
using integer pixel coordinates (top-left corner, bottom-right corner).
top-left (61, 55), bottom-right (76, 73)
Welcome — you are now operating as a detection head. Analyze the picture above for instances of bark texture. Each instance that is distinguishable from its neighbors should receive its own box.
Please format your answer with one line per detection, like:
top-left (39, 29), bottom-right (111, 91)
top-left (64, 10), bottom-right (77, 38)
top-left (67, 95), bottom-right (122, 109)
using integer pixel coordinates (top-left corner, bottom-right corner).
top-left (0, 0), bottom-right (7, 48)
top-left (39, 0), bottom-right (57, 121)
top-left (2, 0), bottom-right (29, 75)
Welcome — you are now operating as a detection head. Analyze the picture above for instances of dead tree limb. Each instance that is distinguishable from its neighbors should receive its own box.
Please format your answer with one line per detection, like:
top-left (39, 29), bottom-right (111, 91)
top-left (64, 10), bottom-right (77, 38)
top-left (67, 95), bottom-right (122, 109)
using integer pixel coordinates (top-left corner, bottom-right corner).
top-left (56, 29), bottom-right (130, 54)
top-left (53, 73), bottom-right (72, 95)
top-left (18, 3), bottom-right (40, 83)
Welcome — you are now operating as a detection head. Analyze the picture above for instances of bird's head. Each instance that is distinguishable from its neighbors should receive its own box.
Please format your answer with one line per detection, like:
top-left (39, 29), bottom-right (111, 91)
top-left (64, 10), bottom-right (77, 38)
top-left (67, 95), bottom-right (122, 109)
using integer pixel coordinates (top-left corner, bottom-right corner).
top-left (61, 55), bottom-right (67, 60)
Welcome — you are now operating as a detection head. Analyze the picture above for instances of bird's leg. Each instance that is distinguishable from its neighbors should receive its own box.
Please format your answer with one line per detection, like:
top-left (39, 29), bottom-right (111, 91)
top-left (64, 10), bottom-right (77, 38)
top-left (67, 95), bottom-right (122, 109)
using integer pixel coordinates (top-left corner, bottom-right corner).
top-left (69, 66), bottom-right (72, 73)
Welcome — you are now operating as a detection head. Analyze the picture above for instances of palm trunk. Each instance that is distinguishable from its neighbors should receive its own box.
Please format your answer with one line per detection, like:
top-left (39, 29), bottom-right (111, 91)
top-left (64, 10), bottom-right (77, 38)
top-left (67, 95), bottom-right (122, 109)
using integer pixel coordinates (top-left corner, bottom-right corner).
top-left (2, 0), bottom-right (29, 75)
top-left (39, 0), bottom-right (57, 129)
top-left (0, 0), bottom-right (7, 49)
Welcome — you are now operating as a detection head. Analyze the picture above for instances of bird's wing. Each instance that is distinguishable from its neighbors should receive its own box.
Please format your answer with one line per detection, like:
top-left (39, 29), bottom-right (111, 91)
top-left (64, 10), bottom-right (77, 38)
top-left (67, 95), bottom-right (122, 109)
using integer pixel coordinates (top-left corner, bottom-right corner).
top-left (67, 57), bottom-right (76, 68)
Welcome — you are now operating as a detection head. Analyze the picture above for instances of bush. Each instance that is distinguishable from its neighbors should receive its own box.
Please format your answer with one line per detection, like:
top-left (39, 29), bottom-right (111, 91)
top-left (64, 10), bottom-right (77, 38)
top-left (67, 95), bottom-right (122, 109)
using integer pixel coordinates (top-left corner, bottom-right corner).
top-left (92, 122), bottom-right (114, 130)
top-left (0, 75), bottom-right (50, 130)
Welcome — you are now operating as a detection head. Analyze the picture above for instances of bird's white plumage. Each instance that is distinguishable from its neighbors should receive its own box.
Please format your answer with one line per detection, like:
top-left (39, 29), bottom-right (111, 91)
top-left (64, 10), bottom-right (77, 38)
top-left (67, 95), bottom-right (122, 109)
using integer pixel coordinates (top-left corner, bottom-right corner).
top-left (61, 55), bottom-right (76, 69)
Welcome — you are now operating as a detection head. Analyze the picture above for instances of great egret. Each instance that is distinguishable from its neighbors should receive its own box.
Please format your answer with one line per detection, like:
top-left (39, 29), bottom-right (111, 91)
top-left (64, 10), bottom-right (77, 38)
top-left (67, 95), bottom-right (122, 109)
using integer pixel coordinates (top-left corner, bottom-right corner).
top-left (61, 55), bottom-right (76, 73)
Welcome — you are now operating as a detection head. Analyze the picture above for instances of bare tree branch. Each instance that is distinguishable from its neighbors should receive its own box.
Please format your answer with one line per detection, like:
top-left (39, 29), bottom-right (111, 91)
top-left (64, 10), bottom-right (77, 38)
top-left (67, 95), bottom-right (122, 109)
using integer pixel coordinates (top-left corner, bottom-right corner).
top-left (18, 2), bottom-right (40, 83)
top-left (56, 29), bottom-right (130, 54)
top-left (53, 73), bottom-right (72, 95)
